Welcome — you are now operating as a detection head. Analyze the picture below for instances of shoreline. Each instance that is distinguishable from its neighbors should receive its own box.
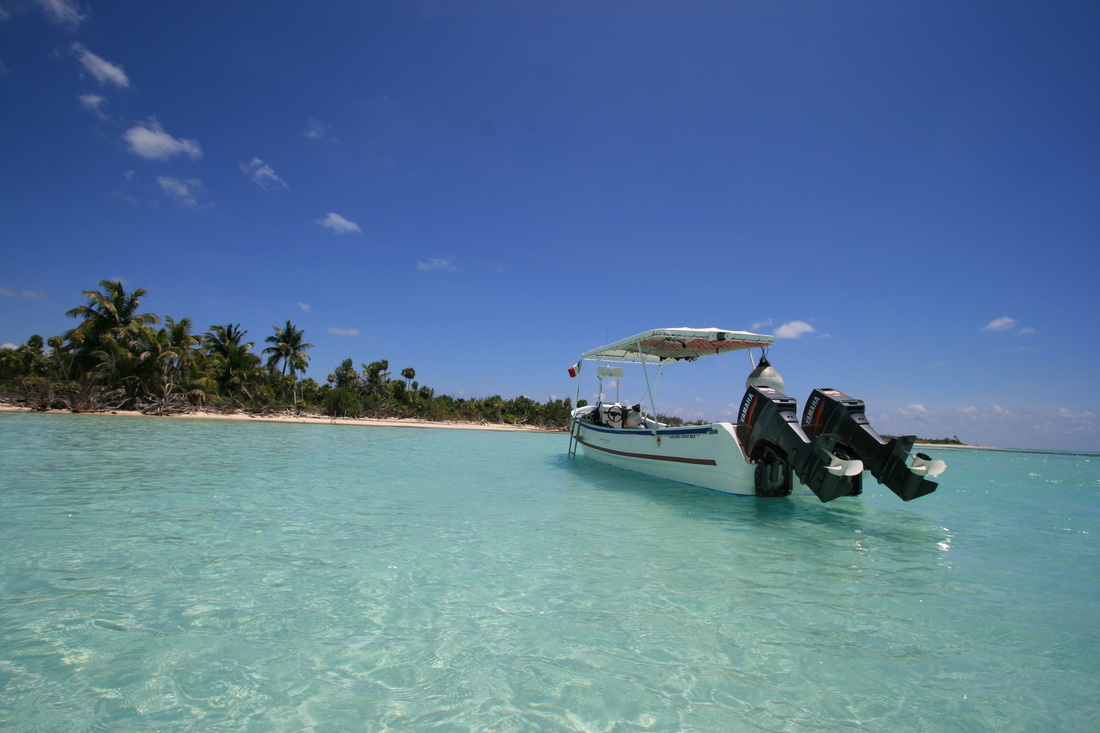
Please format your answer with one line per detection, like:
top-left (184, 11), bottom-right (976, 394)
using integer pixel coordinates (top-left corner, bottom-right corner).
top-left (0, 405), bottom-right (996, 446)
top-left (913, 441), bottom-right (996, 450)
top-left (0, 404), bottom-right (553, 433)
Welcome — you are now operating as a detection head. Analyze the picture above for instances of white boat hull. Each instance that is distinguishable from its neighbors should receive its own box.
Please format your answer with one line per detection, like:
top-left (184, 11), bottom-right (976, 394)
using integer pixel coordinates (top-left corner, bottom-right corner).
top-left (570, 418), bottom-right (814, 497)
top-left (566, 327), bottom-right (944, 502)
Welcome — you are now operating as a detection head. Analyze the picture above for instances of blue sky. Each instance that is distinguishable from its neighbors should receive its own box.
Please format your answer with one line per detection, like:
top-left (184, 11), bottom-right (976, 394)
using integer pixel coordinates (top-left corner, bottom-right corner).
top-left (2, 1), bottom-right (1098, 451)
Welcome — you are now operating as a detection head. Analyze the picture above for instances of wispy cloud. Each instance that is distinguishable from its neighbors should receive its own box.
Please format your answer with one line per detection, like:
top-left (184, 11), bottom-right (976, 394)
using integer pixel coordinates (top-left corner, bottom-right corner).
top-left (328, 327), bottom-right (360, 337)
top-left (937, 402), bottom-right (1098, 448)
top-left (774, 320), bottom-right (815, 339)
top-left (240, 157), bottom-right (287, 191)
top-left (983, 316), bottom-right (1036, 335)
top-left (983, 316), bottom-right (1016, 332)
top-left (71, 43), bottom-right (129, 87)
top-left (303, 117), bottom-right (335, 141)
top-left (750, 319), bottom-right (774, 332)
top-left (296, 302), bottom-right (312, 313)
top-left (417, 257), bottom-right (456, 271)
top-left (37, 0), bottom-right (86, 28)
top-left (124, 118), bottom-right (202, 161)
top-left (316, 212), bottom-right (361, 234)
top-left (157, 176), bottom-right (201, 206)
top-left (78, 93), bottom-right (106, 118)
top-left (1, 286), bottom-right (46, 299)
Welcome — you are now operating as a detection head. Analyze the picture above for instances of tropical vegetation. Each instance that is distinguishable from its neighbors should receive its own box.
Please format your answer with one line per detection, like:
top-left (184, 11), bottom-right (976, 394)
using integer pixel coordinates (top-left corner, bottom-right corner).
top-left (0, 280), bottom-right (576, 429)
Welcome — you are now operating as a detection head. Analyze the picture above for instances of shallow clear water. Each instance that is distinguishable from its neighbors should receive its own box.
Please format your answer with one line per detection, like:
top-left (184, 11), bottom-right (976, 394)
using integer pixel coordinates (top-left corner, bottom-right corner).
top-left (1, 413), bottom-right (1097, 732)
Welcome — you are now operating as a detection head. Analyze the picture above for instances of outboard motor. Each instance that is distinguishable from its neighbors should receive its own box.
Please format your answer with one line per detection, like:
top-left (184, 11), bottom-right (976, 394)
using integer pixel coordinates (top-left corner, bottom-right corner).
top-left (802, 388), bottom-right (945, 501)
top-left (736, 385), bottom-right (863, 502)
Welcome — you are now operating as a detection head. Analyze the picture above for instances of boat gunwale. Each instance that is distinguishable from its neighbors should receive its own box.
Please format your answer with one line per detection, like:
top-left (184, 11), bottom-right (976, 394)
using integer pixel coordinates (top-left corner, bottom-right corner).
top-left (576, 422), bottom-right (720, 437)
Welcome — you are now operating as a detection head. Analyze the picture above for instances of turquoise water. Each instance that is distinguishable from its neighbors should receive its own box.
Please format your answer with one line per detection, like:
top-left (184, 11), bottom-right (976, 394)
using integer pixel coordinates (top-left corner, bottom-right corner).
top-left (1, 413), bottom-right (1097, 732)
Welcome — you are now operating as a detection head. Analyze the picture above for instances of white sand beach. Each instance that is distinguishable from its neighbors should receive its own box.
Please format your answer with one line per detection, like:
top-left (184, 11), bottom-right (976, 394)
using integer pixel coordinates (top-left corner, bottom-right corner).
top-left (0, 404), bottom-right (551, 432)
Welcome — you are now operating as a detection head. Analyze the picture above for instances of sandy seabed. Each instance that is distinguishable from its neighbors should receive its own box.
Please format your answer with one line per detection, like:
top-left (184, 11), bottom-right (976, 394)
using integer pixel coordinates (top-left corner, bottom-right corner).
top-left (0, 404), bottom-right (551, 433)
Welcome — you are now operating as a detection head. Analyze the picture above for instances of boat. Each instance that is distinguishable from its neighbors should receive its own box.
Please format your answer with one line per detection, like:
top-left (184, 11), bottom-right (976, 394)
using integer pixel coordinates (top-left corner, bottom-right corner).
top-left (566, 327), bottom-right (945, 502)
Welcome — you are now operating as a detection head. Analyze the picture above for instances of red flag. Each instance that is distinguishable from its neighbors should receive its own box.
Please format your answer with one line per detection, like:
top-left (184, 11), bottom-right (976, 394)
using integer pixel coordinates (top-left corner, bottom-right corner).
top-left (567, 363), bottom-right (578, 378)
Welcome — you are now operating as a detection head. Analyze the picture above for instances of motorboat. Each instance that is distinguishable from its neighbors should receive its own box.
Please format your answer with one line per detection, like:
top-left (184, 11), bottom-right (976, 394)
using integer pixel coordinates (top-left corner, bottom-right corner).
top-left (567, 327), bottom-right (945, 502)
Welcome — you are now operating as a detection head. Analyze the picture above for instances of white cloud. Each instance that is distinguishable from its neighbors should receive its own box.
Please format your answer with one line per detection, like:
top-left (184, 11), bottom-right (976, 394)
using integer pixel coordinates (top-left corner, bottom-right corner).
top-left (1017, 326), bottom-right (1037, 335)
top-left (157, 176), bottom-right (201, 206)
top-left (1057, 408), bottom-right (1097, 420)
top-left (71, 43), bottom-right (129, 88)
top-left (328, 327), bottom-right (360, 337)
top-left (124, 118), bottom-right (202, 161)
top-left (935, 402), bottom-right (1100, 450)
top-left (78, 93), bottom-right (106, 118)
top-left (304, 117), bottom-right (335, 141)
top-left (417, 257), bottom-right (455, 271)
top-left (316, 212), bottom-right (361, 234)
top-left (908, 404), bottom-right (927, 413)
top-left (296, 302), bottom-right (312, 313)
top-left (240, 157), bottom-right (287, 191)
top-left (1, 342), bottom-right (17, 350)
top-left (751, 319), bottom-right (774, 331)
top-left (37, 0), bottom-right (86, 28)
top-left (774, 320), bottom-right (815, 339)
top-left (1, 287), bottom-right (46, 299)
top-left (983, 316), bottom-right (1016, 332)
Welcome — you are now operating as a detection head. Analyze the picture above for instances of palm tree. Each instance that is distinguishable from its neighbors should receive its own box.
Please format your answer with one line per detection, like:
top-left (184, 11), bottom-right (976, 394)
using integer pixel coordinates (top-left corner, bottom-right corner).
top-left (64, 280), bottom-right (160, 383)
top-left (362, 359), bottom-right (390, 413)
top-left (163, 317), bottom-right (199, 390)
top-left (203, 323), bottom-right (260, 405)
top-left (263, 320), bottom-right (313, 408)
top-left (401, 367), bottom-right (416, 388)
top-left (328, 358), bottom-right (361, 390)
top-left (46, 335), bottom-right (72, 382)
top-left (65, 280), bottom-right (158, 351)
top-left (133, 326), bottom-right (171, 399)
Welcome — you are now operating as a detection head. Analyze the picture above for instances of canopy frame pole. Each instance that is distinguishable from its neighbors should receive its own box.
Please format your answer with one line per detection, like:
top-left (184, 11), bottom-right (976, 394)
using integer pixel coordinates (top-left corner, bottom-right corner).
top-left (568, 361), bottom-right (583, 459)
top-left (640, 347), bottom-right (661, 440)
top-left (573, 361), bottom-right (582, 406)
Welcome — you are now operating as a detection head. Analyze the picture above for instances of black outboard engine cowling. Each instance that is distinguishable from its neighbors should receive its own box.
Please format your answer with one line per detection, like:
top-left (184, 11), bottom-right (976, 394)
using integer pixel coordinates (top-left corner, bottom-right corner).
top-left (802, 388), bottom-right (941, 501)
top-left (736, 385), bottom-right (863, 503)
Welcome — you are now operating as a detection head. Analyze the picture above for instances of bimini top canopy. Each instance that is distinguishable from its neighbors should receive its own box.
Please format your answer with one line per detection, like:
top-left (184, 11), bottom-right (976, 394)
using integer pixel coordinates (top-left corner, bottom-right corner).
top-left (579, 327), bottom-right (773, 365)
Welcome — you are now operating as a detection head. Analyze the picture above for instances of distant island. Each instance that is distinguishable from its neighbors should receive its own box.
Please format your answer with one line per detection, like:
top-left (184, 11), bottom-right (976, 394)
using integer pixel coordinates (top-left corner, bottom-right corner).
top-left (0, 280), bottom-right (574, 430)
top-left (889, 435), bottom-right (966, 446)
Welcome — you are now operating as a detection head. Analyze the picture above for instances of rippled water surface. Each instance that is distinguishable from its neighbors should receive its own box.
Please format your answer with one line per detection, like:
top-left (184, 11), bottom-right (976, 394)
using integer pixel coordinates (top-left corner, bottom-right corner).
top-left (1, 412), bottom-right (1097, 731)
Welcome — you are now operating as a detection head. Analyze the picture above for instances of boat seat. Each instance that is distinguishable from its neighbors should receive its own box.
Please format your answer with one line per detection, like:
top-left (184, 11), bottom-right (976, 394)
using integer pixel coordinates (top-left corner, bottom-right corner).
top-left (623, 403), bottom-right (644, 428)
